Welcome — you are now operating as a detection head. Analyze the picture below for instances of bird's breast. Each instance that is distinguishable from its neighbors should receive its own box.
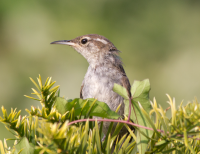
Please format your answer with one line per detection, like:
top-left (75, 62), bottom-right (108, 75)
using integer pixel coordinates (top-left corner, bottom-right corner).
top-left (81, 66), bottom-right (124, 113)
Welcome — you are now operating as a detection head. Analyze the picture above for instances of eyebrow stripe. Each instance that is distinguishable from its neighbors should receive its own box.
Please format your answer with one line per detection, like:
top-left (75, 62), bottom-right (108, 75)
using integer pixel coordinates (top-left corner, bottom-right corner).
top-left (94, 38), bottom-right (108, 44)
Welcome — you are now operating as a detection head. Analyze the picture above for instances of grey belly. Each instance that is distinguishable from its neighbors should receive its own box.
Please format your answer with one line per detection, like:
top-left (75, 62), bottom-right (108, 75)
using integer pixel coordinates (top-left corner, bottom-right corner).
top-left (82, 76), bottom-right (124, 116)
top-left (82, 76), bottom-right (125, 135)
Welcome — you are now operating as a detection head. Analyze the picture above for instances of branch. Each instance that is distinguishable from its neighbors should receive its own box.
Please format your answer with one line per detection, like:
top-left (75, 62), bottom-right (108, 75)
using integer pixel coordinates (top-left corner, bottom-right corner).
top-left (67, 118), bottom-right (200, 140)
top-left (67, 118), bottom-right (164, 133)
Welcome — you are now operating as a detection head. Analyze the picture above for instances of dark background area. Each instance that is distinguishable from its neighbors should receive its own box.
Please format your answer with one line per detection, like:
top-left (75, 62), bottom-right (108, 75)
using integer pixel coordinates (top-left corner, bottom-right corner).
top-left (1, 0), bottom-right (200, 144)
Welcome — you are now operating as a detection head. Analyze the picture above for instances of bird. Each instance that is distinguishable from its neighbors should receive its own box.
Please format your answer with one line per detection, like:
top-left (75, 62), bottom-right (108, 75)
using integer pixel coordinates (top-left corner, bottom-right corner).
top-left (51, 34), bottom-right (132, 136)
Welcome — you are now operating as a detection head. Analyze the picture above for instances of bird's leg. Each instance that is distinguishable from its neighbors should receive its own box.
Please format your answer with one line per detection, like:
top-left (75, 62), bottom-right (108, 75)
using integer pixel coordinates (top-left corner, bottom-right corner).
top-left (127, 97), bottom-right (132, 122)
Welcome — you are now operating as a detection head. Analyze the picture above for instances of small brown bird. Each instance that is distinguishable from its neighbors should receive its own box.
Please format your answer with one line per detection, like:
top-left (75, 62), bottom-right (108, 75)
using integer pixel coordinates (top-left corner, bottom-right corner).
top-left (51, 34), bottom-right (132, 136)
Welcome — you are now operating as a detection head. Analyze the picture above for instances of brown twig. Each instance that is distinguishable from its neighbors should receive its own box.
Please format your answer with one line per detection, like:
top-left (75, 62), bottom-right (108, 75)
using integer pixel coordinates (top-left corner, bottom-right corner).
top-left (67, 118), bottom-right (164, 133)
top-left (67, 118), bottom-right (200, 140)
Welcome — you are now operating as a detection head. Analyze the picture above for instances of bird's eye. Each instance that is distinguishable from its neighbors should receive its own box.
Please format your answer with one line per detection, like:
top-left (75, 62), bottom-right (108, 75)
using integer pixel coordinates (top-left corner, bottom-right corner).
top-left (81, 38), bottom-right (88, 44)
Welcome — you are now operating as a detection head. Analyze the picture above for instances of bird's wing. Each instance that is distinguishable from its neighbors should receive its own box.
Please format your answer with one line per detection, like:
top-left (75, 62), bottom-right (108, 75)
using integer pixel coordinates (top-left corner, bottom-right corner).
top-left (117, 64), bottom-right (132, 98)
top-left (121, 75), bottom-right (131, 98)
top-left (80, 83), bottom-right (84, 99)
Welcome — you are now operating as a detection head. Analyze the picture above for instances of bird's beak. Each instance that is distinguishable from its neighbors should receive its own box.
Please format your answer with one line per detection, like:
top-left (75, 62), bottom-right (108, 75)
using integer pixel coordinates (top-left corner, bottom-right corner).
top-left (50, 40), bottom-right (75, 46)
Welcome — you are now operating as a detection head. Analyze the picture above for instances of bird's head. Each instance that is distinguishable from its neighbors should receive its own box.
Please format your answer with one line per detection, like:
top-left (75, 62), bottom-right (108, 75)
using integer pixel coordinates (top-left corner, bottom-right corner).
top-left (51, 34), bottom-right (120, 67)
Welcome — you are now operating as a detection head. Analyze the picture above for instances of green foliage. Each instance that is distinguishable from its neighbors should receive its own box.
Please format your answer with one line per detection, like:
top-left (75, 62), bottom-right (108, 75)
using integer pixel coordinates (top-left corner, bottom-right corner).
top-left (0, 75), bottom-right (200, 154)
top-left (55, 97), bottom-right (120, 119)
top-left (0, 75), bottom-right (134, 153)
top-left (114, 79), bottom-right (153, 154)
top-left (146, 96), bottom-right (200, 153)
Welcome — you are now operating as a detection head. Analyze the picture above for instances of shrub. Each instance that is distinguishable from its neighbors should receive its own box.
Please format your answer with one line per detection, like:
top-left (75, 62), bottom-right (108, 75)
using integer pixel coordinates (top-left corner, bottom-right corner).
top-left (0, 75), bottom-right (200, 154)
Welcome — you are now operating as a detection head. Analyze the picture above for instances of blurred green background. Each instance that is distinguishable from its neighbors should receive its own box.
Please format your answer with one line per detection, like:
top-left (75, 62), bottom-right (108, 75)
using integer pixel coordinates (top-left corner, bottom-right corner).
top-left (1, 0), bottom-right (200, 143)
